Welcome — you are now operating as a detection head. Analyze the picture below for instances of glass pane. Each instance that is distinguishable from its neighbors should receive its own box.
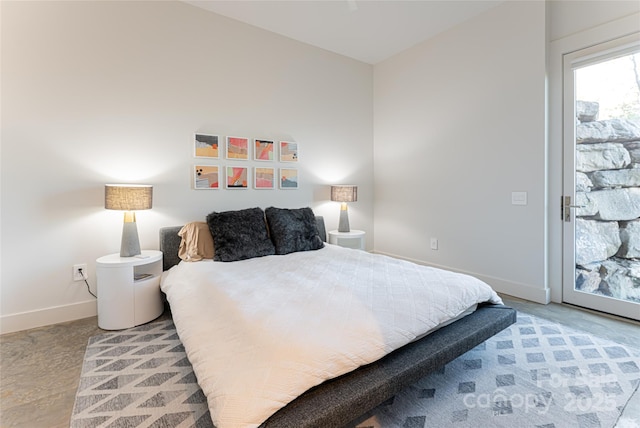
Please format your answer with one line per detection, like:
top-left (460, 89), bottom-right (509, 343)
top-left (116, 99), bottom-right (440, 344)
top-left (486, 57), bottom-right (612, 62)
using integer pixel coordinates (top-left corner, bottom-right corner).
top-left (574, 51), bottom-right (640, 304)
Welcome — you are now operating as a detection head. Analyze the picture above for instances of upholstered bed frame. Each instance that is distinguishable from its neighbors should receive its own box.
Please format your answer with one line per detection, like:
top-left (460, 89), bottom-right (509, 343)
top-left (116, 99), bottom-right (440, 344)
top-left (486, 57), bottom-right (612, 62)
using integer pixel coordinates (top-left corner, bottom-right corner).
top-left (159, 216), bottom-right (517, 428)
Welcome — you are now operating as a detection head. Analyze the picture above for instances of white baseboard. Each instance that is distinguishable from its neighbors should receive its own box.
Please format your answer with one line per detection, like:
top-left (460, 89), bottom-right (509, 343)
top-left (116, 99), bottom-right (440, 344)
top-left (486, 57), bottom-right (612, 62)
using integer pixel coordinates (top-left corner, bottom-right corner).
top-left (0, 300), bottom-right (97, 335)
top-left (375, 251), bottom-right (551, 305)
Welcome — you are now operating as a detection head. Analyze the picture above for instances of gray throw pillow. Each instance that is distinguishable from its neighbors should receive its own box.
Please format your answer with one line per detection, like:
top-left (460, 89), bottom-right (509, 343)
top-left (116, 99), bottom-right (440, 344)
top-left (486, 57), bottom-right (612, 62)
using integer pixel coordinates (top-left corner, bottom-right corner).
top-left (265, 207), bottom-right (324, 255)
top-left (206, 207), bottom-right (275, 262)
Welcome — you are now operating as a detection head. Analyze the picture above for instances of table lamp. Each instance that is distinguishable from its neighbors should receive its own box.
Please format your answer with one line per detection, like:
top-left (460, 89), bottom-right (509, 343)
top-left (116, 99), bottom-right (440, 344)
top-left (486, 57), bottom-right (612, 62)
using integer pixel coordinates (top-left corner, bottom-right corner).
top-left (105, 184), bottom-right (153, 257)
top-left (331, 185), bottom-right (357, 233)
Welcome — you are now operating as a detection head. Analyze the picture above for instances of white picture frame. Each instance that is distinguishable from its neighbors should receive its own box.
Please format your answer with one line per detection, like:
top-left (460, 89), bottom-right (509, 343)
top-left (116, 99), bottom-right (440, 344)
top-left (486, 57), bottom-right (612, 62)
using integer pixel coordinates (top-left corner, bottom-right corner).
top-left (226, 136), bottom-right (249, 160)
top-left (226, 166), bottom-right (249, 189)
top-left (279, 168), bottom-right (298, 189)
top-left (194, 134), bottom-right (219, 159)
top-left (279, 141), bottom-right (298, 162)
top-left (254, 167), bottom-right (275, 189)
top-left (194, 165), bottom-right (220, 189)
top-left (254, 139), bottom-right (275, 161)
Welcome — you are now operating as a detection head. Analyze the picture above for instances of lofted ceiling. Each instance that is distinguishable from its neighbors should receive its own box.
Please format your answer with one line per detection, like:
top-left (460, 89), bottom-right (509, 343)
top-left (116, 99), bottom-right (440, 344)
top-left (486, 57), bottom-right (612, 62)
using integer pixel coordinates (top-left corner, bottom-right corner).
top-left (184, 0), bottom-right (505, 64)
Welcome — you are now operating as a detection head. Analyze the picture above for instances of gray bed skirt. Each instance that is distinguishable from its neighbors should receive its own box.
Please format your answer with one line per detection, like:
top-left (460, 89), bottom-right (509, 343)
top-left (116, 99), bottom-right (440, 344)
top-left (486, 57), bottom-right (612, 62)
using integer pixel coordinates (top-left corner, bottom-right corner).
top-left (158, 217), bottom-right (516, 428)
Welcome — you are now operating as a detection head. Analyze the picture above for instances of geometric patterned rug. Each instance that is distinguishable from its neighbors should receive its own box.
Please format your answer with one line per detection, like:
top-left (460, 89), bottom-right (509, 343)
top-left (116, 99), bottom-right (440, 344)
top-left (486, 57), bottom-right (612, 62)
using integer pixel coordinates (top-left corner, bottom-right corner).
top-left (70, 320), bottom-right (212, 428)
top-left (355, 313), bottom-right (640, 428)
top-left (71, 314), bottom-right (640, 428)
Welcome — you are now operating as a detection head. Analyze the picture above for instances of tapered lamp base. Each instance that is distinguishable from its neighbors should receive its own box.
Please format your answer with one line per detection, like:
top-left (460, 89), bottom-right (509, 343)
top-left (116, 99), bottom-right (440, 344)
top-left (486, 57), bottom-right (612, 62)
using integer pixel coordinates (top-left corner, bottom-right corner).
top-left (120, 212), bottom-right (141, 257)
top-left (338, 203), bottom-right (351, 233)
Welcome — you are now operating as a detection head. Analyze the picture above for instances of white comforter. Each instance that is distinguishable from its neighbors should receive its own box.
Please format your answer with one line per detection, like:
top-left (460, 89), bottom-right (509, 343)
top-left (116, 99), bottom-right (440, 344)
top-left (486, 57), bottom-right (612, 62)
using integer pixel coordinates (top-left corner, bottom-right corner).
top-left (161, 244), bottom-right (502, 428)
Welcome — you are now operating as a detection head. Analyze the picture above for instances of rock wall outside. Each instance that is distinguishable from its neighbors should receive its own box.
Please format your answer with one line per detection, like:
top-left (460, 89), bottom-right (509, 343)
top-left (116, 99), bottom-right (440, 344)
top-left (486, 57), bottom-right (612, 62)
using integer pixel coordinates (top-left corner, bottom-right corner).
top-left (574, 100), bottom-right (640, 303)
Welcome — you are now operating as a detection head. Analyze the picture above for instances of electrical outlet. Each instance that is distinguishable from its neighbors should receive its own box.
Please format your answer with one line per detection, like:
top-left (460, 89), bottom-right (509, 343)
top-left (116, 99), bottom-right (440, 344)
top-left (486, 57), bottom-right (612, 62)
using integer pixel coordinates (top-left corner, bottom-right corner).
top-left (73, 264), bottom-right (87, 281)
top-left (430, 238), bottom-right (438, 250)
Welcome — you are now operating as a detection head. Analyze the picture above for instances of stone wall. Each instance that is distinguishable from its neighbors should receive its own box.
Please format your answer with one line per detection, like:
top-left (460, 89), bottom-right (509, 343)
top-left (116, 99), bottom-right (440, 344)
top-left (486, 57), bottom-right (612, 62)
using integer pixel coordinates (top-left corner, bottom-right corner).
top-left (574, 100), bottom-right (640, 303)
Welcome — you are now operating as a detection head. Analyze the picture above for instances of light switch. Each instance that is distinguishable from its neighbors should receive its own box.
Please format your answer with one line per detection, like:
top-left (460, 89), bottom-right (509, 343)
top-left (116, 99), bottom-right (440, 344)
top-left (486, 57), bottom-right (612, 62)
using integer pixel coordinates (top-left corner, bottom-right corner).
top-left (512, 191), bottom-right (527, 205)
top-left (430, 238), bottom-right (438, 250)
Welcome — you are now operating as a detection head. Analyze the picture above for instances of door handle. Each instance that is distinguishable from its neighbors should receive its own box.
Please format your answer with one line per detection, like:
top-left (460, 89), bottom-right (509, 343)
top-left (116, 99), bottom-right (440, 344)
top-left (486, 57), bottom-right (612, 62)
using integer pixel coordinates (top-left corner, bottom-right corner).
top-left (562, 196), bottom-right (585, 222)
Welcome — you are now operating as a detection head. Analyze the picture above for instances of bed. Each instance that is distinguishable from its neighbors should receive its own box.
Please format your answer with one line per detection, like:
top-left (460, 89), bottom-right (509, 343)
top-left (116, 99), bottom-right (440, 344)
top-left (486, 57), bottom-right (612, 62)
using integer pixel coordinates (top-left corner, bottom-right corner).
top-left (159, 208), bottom-right (516, 428)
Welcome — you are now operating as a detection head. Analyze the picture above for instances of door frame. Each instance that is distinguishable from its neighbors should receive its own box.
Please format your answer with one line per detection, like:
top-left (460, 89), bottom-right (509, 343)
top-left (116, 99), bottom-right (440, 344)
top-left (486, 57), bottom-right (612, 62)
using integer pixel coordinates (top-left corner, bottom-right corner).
top-left (561, 34), bottom-right (640, 320)
top-left (548, 13), bottom-right (640, 306)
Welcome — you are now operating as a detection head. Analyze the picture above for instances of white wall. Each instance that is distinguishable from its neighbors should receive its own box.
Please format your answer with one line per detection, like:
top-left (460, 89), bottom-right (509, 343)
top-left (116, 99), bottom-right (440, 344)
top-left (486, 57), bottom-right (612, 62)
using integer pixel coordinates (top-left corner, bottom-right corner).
top-left (4, 1), bottom-right (636, 334)
top-left (373, 1), bottom-right (548, 302)
top-left (1, 1), bottom-right (374, 333)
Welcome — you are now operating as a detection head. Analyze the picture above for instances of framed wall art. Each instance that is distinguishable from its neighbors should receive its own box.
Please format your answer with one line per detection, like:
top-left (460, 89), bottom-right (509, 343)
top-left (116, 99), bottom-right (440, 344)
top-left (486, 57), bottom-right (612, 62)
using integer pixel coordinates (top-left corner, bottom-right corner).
top-left (254, 167), bottom-right (275, 189)
top-left (279, 168), bottom-right (298, 189)
top-left (194, 165), bottom-right (219, 189)
top-left (279, 141), bottom-right (298, 162)
top-left (254, 139), bottom-right (274, 161)
top-left (194, 134), bottom-right (219, 158)
top-left (226, 136), bottom-right (249, 160)
top-left (226, 166), bottom-right (248, 189)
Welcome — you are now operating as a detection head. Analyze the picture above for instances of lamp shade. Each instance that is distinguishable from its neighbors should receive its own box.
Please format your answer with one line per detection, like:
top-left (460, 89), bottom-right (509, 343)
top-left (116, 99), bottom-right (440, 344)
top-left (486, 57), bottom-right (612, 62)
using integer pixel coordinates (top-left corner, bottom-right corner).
top-left (330, 185), bottom-right (358, 203)
top-left (105, 184), bottom-right (153, 211)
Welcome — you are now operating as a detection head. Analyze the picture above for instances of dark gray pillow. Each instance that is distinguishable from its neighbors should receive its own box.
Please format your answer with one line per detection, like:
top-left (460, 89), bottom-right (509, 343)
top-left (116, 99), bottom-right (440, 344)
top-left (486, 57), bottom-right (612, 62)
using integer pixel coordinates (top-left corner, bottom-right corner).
top-left (206, 207), bottom-right (275, 262)
top-left (265, 207), bottom-right (324, 255)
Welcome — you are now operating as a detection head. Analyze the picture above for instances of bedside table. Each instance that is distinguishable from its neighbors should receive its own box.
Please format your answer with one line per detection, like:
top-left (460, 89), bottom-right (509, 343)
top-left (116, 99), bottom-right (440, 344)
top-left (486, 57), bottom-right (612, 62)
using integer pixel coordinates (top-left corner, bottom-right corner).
top-left (328, 230), bottom-right (366, 250)
top-left (96, 250), bottom-right (164, 330)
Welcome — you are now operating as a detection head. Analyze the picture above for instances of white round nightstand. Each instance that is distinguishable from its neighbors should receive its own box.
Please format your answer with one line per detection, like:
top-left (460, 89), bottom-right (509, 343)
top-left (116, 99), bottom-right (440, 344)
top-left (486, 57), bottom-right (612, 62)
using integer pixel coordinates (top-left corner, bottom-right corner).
top-left (328, 230), bottom-right (366, 250)
top-left (96, 250), bottom-right (164, 330)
